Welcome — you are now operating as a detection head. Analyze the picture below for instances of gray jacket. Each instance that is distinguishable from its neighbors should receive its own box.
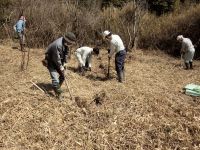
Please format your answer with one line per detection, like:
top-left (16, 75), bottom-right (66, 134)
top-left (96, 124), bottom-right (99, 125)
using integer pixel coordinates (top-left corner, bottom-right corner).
top-left (45, 37), bottom-right (68, 69)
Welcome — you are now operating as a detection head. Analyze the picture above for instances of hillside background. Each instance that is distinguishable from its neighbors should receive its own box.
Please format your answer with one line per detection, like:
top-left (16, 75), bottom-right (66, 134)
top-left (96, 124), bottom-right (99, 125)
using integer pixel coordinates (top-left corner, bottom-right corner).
top-left (0, 0), bottom-right (200, 56)
top-left (1, 1), bottom-right (200, 149)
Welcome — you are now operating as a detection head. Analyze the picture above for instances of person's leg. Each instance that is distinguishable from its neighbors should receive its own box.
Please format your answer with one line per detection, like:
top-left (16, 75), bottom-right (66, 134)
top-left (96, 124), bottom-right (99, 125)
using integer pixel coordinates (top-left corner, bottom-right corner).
top-left (22, 32), bottom-right (26, 45)
top-left (189, 50), bottom-right (195, 69)
top-left (18, 32), bottom-right (26, 51)
top-left (115, 51), bottom-right (126, 82)
top-left (48, 67), bottom-right (62, 98)
top-left (115, 54), bottom-right (120, 81)
top-left (57, 68), bottom-right (65, 87)
top-left (17, 32), bottom-right (23, 50)
top-left (121, 51), bottom-right (126, 81)
top-left (75, 53), bottom-right (84, 75)
top-left (85, 57), bottom-right (89, 69)
top-left (183, 53), bottom-right (189, 70)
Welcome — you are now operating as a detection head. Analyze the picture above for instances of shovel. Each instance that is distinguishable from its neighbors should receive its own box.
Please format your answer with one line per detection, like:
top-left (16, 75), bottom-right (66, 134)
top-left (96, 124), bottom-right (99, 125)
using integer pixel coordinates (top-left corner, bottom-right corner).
top-left (107, 57), bottom-right (111, 78)
top-left (64, 71), bottom-right (73, 100)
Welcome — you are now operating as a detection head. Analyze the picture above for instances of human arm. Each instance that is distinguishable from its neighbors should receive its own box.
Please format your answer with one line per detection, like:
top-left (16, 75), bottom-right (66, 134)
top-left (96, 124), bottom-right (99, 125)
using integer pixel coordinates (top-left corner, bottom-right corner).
top-left (108, 44), bottom-right (115, 58)
top-left (87, 54), bottom-right (92, 70)
top-left (75, 51), bottom-right (84, 67)
top-left (52, 46), bottom-right (64, 71)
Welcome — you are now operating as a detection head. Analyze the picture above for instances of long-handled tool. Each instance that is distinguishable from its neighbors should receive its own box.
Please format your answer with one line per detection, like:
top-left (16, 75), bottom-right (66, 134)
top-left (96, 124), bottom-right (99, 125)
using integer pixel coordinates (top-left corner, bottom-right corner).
top-left (180, 53), bottom-right (183, 68)
top-left (107, 57), bottom-right (111, 78)
top-left (64, 72), bottom-right (73, 100)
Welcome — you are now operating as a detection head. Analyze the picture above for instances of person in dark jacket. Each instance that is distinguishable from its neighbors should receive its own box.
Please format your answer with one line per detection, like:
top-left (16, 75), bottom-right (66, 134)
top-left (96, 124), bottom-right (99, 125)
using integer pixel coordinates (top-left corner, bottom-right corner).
top-left (43, 32), bottom-right (76, 98)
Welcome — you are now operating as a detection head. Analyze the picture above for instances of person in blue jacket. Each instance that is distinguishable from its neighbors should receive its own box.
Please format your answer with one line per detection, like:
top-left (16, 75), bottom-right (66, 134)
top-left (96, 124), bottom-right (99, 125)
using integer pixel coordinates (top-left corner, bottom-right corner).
top-left (14, 14), bottom-right (26, 47)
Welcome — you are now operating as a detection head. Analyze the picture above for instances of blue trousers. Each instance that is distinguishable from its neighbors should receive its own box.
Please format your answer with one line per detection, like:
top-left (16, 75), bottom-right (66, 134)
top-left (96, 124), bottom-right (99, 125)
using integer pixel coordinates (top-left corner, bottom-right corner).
top-left (48, 67), bottom-right (65, 89)
top-left (115, 50), bottom-right (126, 74)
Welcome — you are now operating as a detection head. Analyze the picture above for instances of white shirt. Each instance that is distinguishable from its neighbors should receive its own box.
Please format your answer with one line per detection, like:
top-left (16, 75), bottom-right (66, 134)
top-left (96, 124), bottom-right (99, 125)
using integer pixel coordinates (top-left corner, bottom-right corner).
top-left (181, 38), bottom-right (195, 53)
top-left (75, 46), bottom-right (93, 67)
top-left (109, 34), bottom-right (125, 57)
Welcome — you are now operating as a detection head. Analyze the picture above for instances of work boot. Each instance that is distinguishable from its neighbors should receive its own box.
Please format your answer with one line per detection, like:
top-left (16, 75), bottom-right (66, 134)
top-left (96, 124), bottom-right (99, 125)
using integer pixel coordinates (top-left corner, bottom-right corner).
top-left (80, 67), bottom-right (85, 76)
top-left (185, 63), bottom-right (189, 70)
top-left (53, 86), bottom-right (62, 99)
top-left (189, 62), bottom-right (193, 69)
top-left (118, 71), bottom-right (124, 83)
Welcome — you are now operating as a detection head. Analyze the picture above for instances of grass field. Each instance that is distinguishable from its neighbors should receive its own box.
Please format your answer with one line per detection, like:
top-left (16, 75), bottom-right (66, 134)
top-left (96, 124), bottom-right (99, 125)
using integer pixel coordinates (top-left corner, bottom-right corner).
top-left (1, 40), bottom-right (200, 149)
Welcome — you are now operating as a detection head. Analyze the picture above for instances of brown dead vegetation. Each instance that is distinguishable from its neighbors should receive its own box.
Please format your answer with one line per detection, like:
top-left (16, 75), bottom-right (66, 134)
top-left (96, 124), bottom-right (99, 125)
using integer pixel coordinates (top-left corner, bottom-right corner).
top-left (1, 41), bottom-right (200, 149)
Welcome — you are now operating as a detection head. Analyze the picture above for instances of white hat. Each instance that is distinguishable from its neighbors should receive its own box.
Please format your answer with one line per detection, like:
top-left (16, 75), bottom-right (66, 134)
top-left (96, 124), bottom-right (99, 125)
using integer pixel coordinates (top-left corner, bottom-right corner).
top-left (177, 35), bottom-right (184, 41)
top-left (103, 30), bottom-right (111, 37)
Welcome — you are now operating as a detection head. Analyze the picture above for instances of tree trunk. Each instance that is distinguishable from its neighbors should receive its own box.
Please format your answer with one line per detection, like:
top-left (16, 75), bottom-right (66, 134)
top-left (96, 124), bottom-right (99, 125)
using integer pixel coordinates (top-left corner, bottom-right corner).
top-left (133, 0), bottom-right (137, 50)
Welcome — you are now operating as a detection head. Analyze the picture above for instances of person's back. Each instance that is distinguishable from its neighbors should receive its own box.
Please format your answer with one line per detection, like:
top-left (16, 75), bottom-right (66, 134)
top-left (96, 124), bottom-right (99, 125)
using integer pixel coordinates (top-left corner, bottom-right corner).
top-left (47, 37), bottom-right (63, 54)
top-left (46, 37), bottom-right (67, 68)
top-left (76, 46), bottom-right (93, 56)
top-left (110, 34), bottom-right (125, 52)
top-left (182, 38), bottom-right (195, 52)
top-left (16, 19), bottom-right (25, 33)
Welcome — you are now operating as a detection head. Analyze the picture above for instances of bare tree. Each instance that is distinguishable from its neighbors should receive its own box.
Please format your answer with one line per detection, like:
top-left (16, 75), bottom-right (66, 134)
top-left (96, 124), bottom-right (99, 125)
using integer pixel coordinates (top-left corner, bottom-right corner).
top-left (132, 0), bottom-right (147, 50)
top-left (122, 0), bottom-right (147, 51)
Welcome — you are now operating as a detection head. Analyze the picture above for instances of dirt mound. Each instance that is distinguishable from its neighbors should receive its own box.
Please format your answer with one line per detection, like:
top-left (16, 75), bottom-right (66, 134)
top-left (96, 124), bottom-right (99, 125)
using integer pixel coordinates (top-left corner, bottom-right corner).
top-left (1, 41), bottom-right (200, 149)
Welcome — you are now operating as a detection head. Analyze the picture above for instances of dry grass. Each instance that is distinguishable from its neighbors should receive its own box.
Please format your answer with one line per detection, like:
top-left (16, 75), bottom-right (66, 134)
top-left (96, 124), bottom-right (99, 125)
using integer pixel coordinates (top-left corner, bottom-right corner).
top-left (139, 4), bottom-right (200, 55)
top-left (1, 1), bottom-right (200, 55)
top-left (1, 41), bottom-right (200, 149)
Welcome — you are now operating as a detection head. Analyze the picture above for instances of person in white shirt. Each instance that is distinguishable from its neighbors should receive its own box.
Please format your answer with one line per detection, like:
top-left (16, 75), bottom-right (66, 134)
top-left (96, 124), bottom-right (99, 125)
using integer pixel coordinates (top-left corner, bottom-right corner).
top-left (75, 46), bottom-right (99, 75)
top-left (177, 35), bottom-right (195, 69)
top-left (103, 30), bottom-right (126, 82)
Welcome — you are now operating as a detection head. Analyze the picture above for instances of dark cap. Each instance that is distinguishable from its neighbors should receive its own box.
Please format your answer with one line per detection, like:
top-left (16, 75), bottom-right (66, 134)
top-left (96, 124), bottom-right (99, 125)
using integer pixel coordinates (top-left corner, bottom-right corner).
top-left (63, 32), bottom-right (76, 44)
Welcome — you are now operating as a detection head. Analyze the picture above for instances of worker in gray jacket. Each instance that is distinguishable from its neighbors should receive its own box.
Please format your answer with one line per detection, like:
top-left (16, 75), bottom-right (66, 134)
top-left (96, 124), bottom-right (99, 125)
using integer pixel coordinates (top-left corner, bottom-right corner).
top-left (177, 35), bottom-right (195, 69)
top-left (75, 46), bottom-right (99, 75)
top-left (43, 32), bottom-right (76, 98)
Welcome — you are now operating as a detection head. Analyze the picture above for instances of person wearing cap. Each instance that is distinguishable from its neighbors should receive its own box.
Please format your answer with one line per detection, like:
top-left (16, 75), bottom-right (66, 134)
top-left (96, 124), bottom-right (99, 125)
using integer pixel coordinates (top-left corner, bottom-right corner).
top-left (103, 30), bottom-right (126, 83)
top-left (14, 14), bottom-right (26, 48)
top-left (42, 32), bottom-right (76, 98)
top-left (75, 46), bottom-right (99, 75)
top-left (177, 35), bottom-right (195, 69)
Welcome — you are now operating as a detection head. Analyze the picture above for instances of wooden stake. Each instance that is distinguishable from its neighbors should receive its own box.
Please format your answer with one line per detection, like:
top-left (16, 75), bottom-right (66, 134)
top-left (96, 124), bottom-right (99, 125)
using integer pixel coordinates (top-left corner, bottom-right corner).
top-left (31, 81), bottom-right (45, 93)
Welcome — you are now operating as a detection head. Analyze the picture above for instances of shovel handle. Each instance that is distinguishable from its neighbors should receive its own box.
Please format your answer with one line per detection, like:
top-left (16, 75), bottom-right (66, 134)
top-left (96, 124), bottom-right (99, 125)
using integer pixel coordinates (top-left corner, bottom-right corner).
top-left (107, 57), bottom-right (111, 77)
top-left (64, 72), bottom-right (73, 100)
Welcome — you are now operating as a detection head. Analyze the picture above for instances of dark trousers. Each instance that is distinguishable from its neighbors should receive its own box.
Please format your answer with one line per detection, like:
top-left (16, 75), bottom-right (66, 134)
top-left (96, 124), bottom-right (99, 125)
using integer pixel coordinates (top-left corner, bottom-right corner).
top-left (85, 58), bottom-right (89, 68)
top-left (115, 50), bottom-right (126, 74)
